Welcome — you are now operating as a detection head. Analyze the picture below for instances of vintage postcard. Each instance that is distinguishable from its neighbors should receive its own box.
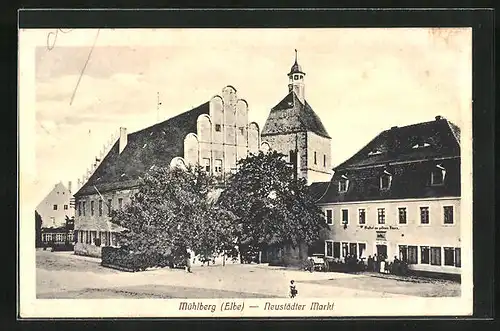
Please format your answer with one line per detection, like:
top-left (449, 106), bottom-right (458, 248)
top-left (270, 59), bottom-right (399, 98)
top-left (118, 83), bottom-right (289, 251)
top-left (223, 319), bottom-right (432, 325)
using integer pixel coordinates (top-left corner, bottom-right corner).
top-left (18, 27), bottom-right (473, 318)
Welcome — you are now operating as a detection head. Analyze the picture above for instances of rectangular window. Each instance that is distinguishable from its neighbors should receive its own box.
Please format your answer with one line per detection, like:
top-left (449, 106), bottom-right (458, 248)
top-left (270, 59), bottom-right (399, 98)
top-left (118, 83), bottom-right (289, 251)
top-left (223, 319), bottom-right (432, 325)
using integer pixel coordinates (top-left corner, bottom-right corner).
top-left (239, 127), bottom-right (244, 135)
top-left (314, 152), bottom-right (317, 165)
top-left (455, 248), bottom-right (461, 267)
top-left (377, 208), bottom-right (385, 224)
top-left (341, 209), bottom-right (348, 225)
top-left (349, 243), bottom-right (357, 257)
top-left (339, 180), bottom-right (347, 192)
top-left (431, 168), bottom-right (444, 185)
top-left (325, 241), bottom-right (333, 257)
top-left (358, 209), bottom-right (366, 224)
top-left (420, 207), bottom-right (430, 224)
top-left (380, 175), bottom-right (391, 190)
top-left (333, 242), bottom-right (341, 258)
top-left (323, 155), bottom-right (326, 167)
top-left (107, 199), bottom-right (112, 216)
top-left (64, 205), bottom-right (68, 210)
top-left (325, 209), bottom-right (333, 225)
top-left (420, 246), bottom-right (430, 264)
top-left (408, 246), bottom-right (418, 264)
top-left (358, 243), bottom-right (366, 257)
top-left (398, 207), bottom-right (407, 224)
top-left (90, 201), bottom-right (95, 216)
top-left (399, 245), bottom-right (408, 262)
top-left (215, 159), bottom-right (223, 174)
top-left (82, 202), bottom-right (86, 216)
top-left (430, 247), bottom-right (441, 266)
top-left (78, 202), bottom-right (82, 216)
top-left (53, 204), bottom-right (58, 210)
top-left (215, 124), bottom-right (221, 132)
top-left (98, 200), bottom-right (103, 216)
top-left (443, 206), bottom-right (454, 224)
top-left (341, 243), bottom-right (348, 257)
top-left (118, 198), bottom-right (123, 210)
top-left (203, 158), bottom-right (211, 173)
top-left (444, 247), bottom-right (455, 266)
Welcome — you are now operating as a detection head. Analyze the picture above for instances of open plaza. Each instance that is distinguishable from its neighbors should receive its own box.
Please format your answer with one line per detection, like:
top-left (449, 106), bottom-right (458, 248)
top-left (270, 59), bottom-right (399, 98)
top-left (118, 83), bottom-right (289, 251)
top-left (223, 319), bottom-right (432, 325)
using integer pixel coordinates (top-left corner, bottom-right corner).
top-left (36, 250), bottom-right (460, 299)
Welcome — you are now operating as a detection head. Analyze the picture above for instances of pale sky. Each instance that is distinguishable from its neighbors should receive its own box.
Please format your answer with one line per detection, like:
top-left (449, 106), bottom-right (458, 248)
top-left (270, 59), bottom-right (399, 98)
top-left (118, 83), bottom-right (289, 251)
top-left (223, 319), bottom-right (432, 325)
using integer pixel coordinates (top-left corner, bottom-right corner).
top-left (21, 28), bottom-right (472, 206)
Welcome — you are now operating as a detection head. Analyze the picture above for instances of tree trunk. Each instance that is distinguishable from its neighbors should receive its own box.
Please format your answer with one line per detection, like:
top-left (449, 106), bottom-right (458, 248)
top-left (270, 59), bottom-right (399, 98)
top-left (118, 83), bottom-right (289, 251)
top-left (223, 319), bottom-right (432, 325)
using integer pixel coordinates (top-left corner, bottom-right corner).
top-left (258, 251), bottom-right (262, 264)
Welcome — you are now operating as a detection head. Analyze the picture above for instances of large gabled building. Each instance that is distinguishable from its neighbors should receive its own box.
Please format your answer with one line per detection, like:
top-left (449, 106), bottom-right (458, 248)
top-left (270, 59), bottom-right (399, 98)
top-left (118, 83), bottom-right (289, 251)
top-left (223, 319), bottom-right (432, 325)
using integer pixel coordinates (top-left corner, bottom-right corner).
top-left (315, 116), bottom-right (462, 276)
top-left (73, 86), bottom-right (261, 257)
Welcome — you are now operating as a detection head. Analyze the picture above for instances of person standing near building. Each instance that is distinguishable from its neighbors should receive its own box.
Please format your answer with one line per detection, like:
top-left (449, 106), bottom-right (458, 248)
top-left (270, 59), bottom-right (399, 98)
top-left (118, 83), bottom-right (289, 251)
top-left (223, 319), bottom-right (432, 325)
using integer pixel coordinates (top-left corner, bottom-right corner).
top-left (185, 249), bottom-right (193, 273)
top-left (289, 280), bottom-right (298, 298)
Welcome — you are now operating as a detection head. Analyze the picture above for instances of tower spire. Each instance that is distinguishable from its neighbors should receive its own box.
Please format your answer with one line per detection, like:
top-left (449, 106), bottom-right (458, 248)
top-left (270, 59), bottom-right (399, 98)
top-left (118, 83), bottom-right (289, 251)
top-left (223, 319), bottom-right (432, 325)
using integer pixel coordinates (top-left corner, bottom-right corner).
top-left (295, 49), bottom-right (298, 63)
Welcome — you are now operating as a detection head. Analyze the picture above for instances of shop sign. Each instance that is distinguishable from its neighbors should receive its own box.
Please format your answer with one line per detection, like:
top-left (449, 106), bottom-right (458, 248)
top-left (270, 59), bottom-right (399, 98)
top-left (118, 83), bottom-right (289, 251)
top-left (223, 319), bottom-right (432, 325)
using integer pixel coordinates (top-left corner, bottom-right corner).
top-left (360, 225), bottom-right (399, 230)
top-left (376, 231), bottom-right (387, 241)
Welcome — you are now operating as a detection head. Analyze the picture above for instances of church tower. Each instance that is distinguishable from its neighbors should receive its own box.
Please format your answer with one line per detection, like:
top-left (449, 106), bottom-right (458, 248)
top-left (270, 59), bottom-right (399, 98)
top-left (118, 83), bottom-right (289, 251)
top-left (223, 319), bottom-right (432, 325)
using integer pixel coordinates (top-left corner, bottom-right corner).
top-left (288, 49), bottom-right (305, 104)
top-left (261, 50), bottom-right (332, 185)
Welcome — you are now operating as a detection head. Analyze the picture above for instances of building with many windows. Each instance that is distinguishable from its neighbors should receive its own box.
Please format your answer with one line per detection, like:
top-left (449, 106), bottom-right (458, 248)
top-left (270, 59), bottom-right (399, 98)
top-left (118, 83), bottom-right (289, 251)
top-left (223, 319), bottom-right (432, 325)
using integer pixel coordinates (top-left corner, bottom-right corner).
top-left (314, 116), bottom-right (462, 276)
top-left (73, 86), bottom-right (261, 257)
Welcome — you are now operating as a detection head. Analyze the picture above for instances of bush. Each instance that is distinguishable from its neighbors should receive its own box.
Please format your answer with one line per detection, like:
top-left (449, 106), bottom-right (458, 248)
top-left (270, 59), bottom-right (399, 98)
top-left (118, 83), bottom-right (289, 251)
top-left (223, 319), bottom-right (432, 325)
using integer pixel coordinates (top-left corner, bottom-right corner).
top-left (101, 246), bottom-right (174, 272)
top-left (51, 243), bottom-right (74, 252)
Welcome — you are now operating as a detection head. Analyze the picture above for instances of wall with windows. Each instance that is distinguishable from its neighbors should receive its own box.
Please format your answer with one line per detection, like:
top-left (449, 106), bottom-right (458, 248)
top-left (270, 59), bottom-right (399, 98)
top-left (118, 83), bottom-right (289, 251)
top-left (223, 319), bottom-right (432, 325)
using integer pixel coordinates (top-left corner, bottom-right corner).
top-left (306, 131), bottom-right (332, 184)
top-left (182, 87), bottom-right (260, 178)
top-left (261, 131), bottom-right (332, 185)
top-left (74, 188), bottom-right (134, 257)
top-left (320, 197), bottom-right (461, 274)
top-left (36, 182), bottom-right (74, 228)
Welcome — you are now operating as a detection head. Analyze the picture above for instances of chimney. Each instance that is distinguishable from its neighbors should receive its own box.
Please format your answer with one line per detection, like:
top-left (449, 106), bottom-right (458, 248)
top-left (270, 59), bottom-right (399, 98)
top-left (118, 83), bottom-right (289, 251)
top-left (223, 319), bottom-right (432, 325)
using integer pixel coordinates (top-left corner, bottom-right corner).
top-left (119, 127), bottom-right (128, 154)
top-left (68, 181), bottom-right (72, 193)
top-left (435, 115), bottom-right (442, 121)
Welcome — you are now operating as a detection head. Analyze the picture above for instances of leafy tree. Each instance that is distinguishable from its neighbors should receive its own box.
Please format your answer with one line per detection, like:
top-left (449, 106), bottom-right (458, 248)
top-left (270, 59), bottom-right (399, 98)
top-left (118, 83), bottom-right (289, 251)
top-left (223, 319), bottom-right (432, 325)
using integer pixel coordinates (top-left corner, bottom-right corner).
top-left (109, 165), bottom-right (237, 267)
top-left (218, 151), bottom-right (328, 260)
top-left (35, 211), bottom-right (43, 248)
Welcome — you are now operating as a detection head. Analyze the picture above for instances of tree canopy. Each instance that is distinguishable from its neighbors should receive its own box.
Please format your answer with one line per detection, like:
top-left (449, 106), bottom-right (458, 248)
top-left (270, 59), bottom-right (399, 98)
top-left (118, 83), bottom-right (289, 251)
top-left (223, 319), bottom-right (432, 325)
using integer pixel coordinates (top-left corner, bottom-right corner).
top-left (218, 150), bottom-right (328, 256)
top-left (109, 165), bottom-right (236, 263)
top-left (109, 151), bottom-right (327, 267)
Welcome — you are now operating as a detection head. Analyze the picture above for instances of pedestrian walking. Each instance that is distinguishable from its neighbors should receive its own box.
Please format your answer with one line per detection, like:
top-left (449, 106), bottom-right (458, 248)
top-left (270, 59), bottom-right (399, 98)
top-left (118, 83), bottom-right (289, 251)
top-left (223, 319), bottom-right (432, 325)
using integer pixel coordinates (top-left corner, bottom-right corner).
top-left (289, 280), bottom-right (298, 298)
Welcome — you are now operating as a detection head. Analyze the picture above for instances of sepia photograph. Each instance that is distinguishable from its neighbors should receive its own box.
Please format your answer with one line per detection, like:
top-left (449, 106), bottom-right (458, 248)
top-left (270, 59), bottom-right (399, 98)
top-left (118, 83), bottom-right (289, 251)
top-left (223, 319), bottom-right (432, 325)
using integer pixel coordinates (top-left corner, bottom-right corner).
top-left (18, 26), bottom-right (473, 318)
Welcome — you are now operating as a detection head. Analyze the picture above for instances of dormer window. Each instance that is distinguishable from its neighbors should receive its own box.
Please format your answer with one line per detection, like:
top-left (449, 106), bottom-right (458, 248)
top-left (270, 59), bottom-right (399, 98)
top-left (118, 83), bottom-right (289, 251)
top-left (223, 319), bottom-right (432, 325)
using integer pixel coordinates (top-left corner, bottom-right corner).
top-left (368, 150), bottom-right (382, 156)
top-left (431, 164), bottom-right (446, 186)
top-left (338, 175), bottom-right (349, 193)
top-left (412, 142), bottom-right (431, 149)
top-left (380, 170), bottom-right (392, 190)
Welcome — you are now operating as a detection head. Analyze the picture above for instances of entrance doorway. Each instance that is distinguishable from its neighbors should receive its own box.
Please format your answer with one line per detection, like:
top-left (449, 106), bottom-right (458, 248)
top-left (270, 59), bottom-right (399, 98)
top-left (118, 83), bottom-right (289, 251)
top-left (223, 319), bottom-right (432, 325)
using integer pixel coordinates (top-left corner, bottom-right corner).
top-left (376, 244), bottom-right (387, 259)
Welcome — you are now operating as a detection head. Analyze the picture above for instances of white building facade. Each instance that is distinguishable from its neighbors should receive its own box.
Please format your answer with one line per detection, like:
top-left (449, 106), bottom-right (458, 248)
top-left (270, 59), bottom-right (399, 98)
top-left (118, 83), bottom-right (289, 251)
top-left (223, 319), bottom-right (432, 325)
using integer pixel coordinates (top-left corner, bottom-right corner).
top-left (315, 116), bottom-right (462, 275)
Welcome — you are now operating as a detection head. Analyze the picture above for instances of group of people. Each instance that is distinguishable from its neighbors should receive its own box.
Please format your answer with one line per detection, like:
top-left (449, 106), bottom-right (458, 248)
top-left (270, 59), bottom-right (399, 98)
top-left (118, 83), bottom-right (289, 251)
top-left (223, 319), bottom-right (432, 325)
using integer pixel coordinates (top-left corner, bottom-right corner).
top-left (366, 254), bottom-right (408, 275)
